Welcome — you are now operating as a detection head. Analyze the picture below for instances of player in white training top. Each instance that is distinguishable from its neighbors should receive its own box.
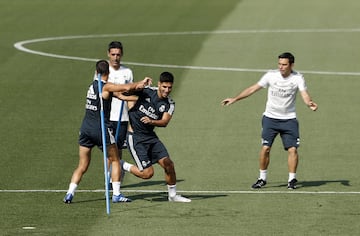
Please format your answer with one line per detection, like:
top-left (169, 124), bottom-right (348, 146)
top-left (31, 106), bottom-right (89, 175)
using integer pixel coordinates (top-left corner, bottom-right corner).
top-left (222, 52), bottom-right (318, 190)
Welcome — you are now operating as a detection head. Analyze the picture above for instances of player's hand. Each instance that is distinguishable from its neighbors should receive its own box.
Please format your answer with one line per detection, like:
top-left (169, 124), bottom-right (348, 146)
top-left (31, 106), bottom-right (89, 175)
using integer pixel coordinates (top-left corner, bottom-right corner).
top-left (140, 116), bottom-right (152, 124)
top-left (308, 101), bottom-right (318, 111)
top-left (136, 77), bottom-right (152, 90)
top-left (143, 77), bottom-right (152, 86)
top-left (221, 98), bottom-right (235, 106)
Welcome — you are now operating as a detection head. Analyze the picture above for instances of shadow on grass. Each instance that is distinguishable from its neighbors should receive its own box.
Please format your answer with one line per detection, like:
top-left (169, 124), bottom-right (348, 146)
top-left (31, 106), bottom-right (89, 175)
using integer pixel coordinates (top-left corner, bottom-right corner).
top-left (68, 179), bottom-right (227, 204)
top-left (68, 192), bottom-right (227, 204)
top-left (130, 192), bottom-right (227, 202)
top-left (273, 179), bottom-right (350, 188)
top-left (122, 179), bottom-right (184, 189)
top-left (66, 197), bottom-right (105, 204)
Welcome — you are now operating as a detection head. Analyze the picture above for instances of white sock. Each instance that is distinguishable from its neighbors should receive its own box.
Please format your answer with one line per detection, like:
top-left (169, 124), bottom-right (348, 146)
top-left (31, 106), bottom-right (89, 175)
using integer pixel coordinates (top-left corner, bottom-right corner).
top-left (122, 161), bottom-right (133, 172)
top-left (288, 173), bottom-right (296, 182)
top-left (112, 182), bottom-right (121, 196)
top-left (67, 183), bottom-right (78, 195)
top-left (167, 184), bottom-right (176, 198)
top-left (259, 169), bottom-right (267, 181)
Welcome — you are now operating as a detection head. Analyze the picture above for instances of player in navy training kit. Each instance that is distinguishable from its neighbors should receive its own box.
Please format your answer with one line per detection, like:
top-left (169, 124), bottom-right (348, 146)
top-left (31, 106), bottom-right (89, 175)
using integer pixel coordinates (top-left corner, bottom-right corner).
top-left (63, 60), bottom-right (151, 204)
top-left (127, 86), bottom-right (174, 170)
top-left (120, 72), bottom-right (191, 202)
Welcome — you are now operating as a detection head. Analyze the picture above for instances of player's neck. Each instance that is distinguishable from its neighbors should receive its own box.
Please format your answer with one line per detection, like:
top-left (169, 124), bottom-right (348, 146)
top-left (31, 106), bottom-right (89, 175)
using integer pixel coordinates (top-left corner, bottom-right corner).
top-left (100, 75), bottom-right (108, 82)
top-left (111, 64), bottom-right (121, 70)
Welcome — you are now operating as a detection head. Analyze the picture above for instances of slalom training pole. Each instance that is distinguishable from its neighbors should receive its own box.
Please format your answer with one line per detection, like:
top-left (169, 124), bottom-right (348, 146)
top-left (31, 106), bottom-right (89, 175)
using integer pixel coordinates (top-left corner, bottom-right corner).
top-left (97, 73), bottom-right (111, 215)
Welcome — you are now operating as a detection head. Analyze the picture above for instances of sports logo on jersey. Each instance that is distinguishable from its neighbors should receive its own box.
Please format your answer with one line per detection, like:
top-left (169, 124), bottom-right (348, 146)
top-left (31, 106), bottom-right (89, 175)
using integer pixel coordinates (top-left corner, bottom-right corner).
top-left (86, 85), bottom-right (97, 99)
top-left (159, 105), bottom-right (165, 112)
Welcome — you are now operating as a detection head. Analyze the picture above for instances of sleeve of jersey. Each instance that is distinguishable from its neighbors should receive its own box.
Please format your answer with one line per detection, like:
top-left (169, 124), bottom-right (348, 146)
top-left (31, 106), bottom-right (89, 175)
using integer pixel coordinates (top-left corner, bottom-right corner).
top-left (257, 71), bottom-right (270, 88)
top-left (297, 75), bottom-right (307, 91)
top-left (129, 70), bottom-right (134, 83)
top-left (166, 98), bottom-right (175, 116)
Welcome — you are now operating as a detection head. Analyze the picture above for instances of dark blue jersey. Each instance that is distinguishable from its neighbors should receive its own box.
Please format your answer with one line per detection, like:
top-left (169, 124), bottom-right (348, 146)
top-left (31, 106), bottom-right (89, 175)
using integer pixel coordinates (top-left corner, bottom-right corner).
top-left (129, 87), bottom-right (175, 139)
top-left (80, 79), bottom-right (112, 134)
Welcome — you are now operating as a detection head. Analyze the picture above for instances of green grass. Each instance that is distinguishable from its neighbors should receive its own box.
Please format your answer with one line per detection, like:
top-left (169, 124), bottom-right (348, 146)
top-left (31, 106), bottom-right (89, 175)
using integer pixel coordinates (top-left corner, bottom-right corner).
top-left (1, 0), bottom-right (360, 235)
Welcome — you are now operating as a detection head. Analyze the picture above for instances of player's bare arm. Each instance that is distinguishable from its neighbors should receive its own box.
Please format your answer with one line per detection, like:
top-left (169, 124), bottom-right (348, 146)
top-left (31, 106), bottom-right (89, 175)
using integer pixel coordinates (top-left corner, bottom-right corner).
top-left (221, 83), bottom-right (262, 106)
top-left (141, 112), bottom-right (172, 127)
top-left (114, 92), bottom-right (138, 102)
top-left (300, 90), bottom-right (318, 111)
top-left (103, 77), bottom-right (152, 99)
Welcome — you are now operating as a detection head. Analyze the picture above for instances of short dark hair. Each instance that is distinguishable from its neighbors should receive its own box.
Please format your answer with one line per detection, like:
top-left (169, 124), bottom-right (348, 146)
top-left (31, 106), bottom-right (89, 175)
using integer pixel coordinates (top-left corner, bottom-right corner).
top-left (159, 71), bottom-right (174, 83)
top-left (96, 60), bottom-right (110, 75)
top-left (278, 52), bottom-right (295, 64)
top-left (108, 41), bottom-right (124, 54)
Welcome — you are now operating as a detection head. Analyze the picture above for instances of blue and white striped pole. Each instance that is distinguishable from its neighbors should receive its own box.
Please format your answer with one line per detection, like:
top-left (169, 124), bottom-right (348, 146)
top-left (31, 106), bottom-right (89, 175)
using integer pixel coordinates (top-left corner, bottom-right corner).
top-left (97, 73), bottom-right (111, 215)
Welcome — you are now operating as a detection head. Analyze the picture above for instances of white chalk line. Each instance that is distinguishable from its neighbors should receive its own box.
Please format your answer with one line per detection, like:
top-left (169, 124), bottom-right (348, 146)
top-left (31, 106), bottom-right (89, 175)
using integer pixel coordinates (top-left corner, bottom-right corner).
top-left (13, 28), bottom-right (360, 76)
top-left (9, 29), bottom-right (360, 197)
top-left (1, 189), bottom-right (359, 195)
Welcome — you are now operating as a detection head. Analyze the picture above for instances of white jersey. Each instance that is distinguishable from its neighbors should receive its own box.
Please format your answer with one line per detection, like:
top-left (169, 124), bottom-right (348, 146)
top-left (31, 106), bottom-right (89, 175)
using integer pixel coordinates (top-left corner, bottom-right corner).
top-left (94, 65), bottom-right (134, 122)
top-left (257, 70), bottom-right (307, 119)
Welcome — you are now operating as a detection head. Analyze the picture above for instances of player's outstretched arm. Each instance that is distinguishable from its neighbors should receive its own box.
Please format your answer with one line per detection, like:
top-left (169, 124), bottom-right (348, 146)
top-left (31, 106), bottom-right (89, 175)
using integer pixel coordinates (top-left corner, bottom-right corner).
top-left (114, 92), bottom-right (138, 102)
top-left (221, 83), bottom-right (262, 106)
top-left (104, 77), bottom-right (152, 94)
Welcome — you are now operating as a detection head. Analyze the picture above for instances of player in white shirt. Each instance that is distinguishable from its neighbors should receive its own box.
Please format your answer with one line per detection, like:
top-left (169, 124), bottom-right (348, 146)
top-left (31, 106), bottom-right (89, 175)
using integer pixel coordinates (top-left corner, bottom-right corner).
top-left (222, 52), bottom-right (318, 189)
top-left (107, 41), bottom-right (134, 152)
top-left (94, 41), bottom-right (134, 152)
top-left (94, 41), bottom-right (134, 187)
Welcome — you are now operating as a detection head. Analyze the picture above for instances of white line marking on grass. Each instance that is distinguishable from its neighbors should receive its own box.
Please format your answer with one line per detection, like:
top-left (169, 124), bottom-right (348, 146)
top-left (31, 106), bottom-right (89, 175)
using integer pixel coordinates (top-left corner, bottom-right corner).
top-left (1, 189), bottom-right (359, 195)
top-left (13, 28), bottom-right (360, 76)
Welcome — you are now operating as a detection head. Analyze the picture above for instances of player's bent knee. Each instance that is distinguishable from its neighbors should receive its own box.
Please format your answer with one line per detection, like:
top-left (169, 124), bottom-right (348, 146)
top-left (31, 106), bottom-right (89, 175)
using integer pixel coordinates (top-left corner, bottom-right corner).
top-left (141, 168), bottom-right (154, 179)
top-left (160, 157), bottom-right (174, 167)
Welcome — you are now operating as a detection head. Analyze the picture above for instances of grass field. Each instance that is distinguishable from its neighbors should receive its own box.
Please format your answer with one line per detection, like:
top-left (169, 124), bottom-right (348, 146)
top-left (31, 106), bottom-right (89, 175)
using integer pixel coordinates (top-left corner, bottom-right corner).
top-left (1, 0), bottom-right (360, 235)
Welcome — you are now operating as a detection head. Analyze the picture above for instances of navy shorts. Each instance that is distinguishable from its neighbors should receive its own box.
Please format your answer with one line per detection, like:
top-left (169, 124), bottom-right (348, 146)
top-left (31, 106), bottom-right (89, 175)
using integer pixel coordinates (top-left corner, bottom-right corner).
top-left (127, 132), bottom-right (169, 171)
top-left (79, 126), bottom-right (116, 149)
top-left (109, 121), bottom-right (128, 149)
top-left (261, 116), bottom-right (300, 150)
